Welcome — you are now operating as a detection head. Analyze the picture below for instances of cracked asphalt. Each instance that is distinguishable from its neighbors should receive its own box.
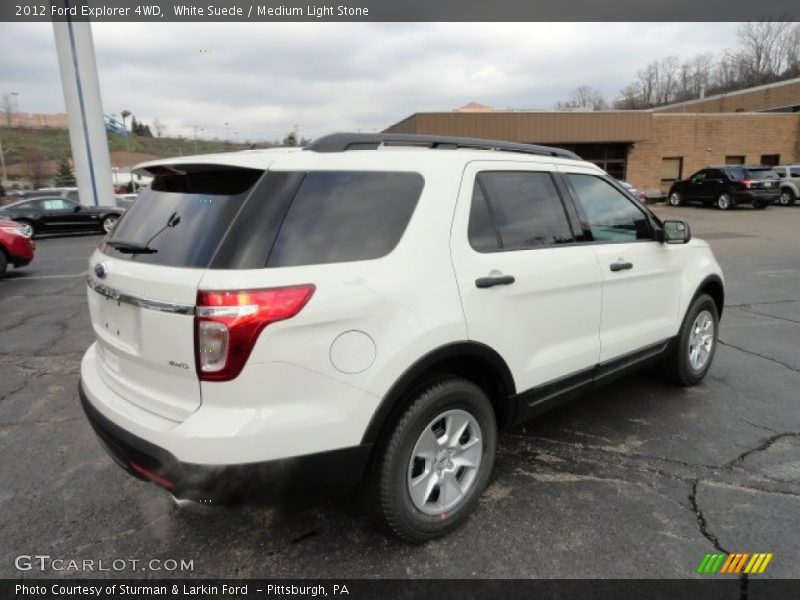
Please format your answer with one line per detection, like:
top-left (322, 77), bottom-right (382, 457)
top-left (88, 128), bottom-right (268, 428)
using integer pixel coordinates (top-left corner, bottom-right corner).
top-left (0, 205), bottom-right (798, 581)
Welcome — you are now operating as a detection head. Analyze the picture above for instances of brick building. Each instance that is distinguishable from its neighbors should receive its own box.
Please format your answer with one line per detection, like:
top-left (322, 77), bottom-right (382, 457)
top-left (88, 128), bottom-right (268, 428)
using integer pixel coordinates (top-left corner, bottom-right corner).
top-left (385, 78), bottom-right (800, 195)
top-left (0, 112), bottom-right (68, 129)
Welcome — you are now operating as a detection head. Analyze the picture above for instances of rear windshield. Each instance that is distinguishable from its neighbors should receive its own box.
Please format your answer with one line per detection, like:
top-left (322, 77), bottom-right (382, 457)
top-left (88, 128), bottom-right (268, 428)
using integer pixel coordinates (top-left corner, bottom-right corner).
top-left (746, 169), bottom-right (779, 180)
top-left (102, 167), bottom-right (262, 268)
top-left (727, 167), bottom-right (779, 181)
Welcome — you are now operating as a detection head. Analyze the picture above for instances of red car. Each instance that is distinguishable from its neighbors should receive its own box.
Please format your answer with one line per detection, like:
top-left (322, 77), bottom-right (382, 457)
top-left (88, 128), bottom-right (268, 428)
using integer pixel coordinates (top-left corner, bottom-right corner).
top-left (0, 219), bottom-right (35, 278)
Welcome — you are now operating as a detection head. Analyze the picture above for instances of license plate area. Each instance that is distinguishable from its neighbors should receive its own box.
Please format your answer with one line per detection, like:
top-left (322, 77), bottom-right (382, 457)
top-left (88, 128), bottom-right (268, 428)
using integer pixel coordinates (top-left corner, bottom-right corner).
top-left (98, 295), bottom-right (141, 350)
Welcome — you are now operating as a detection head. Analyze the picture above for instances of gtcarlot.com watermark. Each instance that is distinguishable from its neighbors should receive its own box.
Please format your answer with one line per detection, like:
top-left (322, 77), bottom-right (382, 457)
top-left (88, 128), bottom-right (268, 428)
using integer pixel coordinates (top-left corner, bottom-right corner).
top-left (15, 554), bottom-right (194, 573)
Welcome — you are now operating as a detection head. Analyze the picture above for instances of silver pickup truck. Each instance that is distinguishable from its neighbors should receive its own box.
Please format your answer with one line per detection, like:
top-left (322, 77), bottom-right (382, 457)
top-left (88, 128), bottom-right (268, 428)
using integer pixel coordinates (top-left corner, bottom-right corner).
top-left (774, 165), bottom-right (800, 206)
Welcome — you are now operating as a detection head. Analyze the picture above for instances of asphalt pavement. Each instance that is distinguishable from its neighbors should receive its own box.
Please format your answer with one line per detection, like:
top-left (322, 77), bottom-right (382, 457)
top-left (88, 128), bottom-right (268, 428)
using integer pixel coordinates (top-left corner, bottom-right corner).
top-left (1, 205), bottom-right (798, 581)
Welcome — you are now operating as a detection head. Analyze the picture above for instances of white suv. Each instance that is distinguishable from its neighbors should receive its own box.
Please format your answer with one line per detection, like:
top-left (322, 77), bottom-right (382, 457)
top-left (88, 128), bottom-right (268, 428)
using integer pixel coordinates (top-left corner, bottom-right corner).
top-left (80, 133), bottom-right (724, 542)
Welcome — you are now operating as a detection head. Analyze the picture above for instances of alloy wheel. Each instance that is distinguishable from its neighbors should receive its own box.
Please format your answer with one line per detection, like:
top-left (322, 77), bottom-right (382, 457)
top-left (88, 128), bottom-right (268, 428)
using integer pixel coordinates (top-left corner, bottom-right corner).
top-left (19, 222), bottom-right (34, 238)
top-left (717, 194), bottom-right (732, 210)
top-left (407, 409), bottom-right (482, 516)
top-left (103, 216), bottom-right (118, 233)
top-left (669, 193), bottom-right (681, 206)
top-left (688, 310), bottom-right (715, 372)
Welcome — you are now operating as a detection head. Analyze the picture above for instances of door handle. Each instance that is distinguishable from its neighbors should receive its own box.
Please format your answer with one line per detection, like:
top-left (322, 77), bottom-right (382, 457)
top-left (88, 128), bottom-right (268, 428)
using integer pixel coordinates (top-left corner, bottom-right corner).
top-left (610, 261), bottom-right (633, 272)
top-left (475, 275), bottom-right (516, 288)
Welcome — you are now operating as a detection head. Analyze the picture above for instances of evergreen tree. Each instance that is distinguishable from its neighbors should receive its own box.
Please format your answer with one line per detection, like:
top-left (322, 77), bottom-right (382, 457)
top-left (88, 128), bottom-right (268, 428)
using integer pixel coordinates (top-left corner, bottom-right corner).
top-left (54, 158), bottom-right (76, 187)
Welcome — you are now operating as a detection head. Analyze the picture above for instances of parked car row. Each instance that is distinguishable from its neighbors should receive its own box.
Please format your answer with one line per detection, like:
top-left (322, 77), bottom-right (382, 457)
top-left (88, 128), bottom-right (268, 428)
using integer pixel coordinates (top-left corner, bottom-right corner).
top-left (0, 197), bottom-right (123, 238)
top-left (665, 164), bottom-right (799, 210)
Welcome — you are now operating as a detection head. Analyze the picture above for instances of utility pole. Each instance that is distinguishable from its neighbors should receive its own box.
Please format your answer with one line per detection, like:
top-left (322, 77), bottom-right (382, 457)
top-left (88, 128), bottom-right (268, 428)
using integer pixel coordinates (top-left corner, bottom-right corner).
top-left (192, 125), bottom-right (199, 153)
top-left (0, 134), bottom-right (7, 186)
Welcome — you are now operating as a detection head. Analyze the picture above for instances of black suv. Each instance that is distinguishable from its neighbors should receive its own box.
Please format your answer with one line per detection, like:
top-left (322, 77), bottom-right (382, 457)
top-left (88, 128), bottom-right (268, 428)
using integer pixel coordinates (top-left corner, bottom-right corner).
top-left (667, 166), bottom-right (780, 210)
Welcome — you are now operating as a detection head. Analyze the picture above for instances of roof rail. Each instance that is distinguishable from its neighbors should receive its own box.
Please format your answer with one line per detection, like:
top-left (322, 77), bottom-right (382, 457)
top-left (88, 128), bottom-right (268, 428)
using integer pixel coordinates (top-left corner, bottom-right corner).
top-left (308, 133), bottom-right (582, 160)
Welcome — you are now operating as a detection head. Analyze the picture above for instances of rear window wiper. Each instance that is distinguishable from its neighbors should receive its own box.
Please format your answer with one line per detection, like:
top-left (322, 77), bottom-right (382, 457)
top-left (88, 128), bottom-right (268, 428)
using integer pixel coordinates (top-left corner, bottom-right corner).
top-left (106, 240), bottom-right (158, 255)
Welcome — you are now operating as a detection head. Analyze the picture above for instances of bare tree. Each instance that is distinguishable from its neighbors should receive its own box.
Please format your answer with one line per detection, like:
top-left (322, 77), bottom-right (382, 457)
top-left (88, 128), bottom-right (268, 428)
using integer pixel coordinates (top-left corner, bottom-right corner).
top-left (735, 21), bottom-right (794, 85)
top-left (152, 119), bottom-right (167, 138)
top-left (23, 150), bottom-right (50, 189)
top-left (556, 85), bottom-right (608, 110)
top-left (0, 94), bottom-right (14, 127)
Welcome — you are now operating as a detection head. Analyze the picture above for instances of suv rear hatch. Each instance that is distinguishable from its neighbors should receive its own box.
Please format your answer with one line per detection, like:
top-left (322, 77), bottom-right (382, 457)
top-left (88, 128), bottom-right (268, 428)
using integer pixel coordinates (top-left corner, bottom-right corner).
top-left (87, 165), bottom-right (263, 421)
top-left (731, 167), bottom-right (780, 192)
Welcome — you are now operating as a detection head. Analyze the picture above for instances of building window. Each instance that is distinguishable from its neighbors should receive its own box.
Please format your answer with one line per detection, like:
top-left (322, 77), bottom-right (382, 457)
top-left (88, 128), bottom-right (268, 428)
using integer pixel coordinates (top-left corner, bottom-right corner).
top-left (725, 155), bottom-right (745, 165)
top-left (760, 154), bottom-right (780, 166)
top-left (661, 157), bottom-right (683, 182)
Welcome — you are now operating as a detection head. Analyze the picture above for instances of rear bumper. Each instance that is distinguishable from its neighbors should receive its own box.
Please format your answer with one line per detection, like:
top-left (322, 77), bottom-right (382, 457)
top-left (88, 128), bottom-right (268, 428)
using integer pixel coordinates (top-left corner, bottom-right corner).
top-left (733, 189), bottom-right (780, 204)
top-left (80, 380), bottom-right (372, 500)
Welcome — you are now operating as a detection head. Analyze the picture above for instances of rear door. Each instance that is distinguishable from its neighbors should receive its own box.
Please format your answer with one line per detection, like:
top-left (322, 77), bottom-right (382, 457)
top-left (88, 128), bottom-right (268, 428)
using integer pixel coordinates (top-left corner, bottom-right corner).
top-left (86, 166), bottom-right (263, 420)
top-left (450, 161), bottom-right (603, 395)
top-left (704, 169), bottom-right (727, 201)
top-left (560, 168), bottom-right (683, 362)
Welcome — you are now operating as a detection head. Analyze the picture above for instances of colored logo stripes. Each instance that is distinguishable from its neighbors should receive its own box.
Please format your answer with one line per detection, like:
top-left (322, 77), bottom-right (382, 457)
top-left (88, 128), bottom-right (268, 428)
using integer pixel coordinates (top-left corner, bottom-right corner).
top-left (697, 553), bottom-right (773, 574)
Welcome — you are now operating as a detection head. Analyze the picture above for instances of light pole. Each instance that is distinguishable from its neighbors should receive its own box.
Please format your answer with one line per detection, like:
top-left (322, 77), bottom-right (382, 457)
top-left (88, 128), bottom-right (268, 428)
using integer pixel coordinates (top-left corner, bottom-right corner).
top-left (0, 134), bottom-right (7, 187)
top-left (10, 92), bottom-right (19, 126)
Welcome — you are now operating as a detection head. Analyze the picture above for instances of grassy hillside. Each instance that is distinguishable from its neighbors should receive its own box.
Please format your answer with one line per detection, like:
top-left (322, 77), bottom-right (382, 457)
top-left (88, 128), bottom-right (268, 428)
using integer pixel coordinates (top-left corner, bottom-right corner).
top-left (0, 127), bottom-right (253, 167)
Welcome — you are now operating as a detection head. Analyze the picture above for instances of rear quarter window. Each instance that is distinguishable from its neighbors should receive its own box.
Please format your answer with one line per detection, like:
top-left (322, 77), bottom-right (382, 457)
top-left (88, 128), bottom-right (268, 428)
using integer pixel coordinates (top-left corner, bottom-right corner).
top-left (266, 171), bottom-right (423, 267)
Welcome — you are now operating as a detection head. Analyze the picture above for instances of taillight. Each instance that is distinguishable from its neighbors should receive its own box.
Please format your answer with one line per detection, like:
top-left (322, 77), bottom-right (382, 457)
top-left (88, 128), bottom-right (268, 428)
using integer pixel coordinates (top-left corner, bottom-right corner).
top-left (740, 179), bottom-right (752, 189)
top-left (194, 285), bottom-right (315, 382)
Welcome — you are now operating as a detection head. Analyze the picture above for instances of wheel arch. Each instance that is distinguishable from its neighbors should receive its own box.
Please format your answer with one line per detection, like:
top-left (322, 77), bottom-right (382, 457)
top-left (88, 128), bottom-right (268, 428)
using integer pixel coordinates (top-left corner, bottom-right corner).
top-left (360, 341), bottom-right (516, 446)
top-left (692, 274), bottom-right (725, 318)
top-left (780, 184), bottom-right (798, 197)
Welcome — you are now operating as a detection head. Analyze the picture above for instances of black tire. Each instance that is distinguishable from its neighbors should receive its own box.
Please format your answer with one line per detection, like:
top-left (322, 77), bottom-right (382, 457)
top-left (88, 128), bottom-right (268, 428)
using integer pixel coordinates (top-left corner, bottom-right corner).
top-left (659, 293), bottom-right (719, 386)
top-left (668, 191), bottom-right (682, 207)
top-left (716, 192), bottom-right (734, 210)
top-left (0, 249), bottom-right (7, 279)
top-left (779, 189), bottom-right (796, 206)
top-left (369, 377), bottom-right (496, 543)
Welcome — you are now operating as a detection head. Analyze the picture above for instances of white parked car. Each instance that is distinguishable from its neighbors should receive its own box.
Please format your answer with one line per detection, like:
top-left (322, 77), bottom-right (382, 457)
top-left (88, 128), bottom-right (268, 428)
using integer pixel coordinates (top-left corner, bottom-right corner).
top-left (773, 165), bottom-right (800, 206)
top-left (80, 133), bottom-right (724, 541)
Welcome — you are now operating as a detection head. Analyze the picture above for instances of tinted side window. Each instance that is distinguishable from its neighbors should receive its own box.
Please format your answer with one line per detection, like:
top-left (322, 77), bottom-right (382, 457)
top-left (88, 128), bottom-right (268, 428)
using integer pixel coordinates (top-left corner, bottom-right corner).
top-left (468, 171), bottom-right (573, 252)
top-left (41, 199), bottom-right (70, 210)
top-left (726, 167), bottom-right (747, 181)
top-left (791, 168), bottom-right (800, 178)
top-left (468, 183), bottom-right (500, 252)
top-left (267, 171), bottom-right (423, 267)
top-left (691, 170), bottom-right (708, 181)
top-left (567, 174), bottom-right (653, 242)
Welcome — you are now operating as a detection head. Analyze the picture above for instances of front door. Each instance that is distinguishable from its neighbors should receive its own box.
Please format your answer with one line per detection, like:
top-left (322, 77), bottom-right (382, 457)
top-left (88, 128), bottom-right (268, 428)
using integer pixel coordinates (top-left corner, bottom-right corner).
top-left (559, 167), bottom-right (683, 362)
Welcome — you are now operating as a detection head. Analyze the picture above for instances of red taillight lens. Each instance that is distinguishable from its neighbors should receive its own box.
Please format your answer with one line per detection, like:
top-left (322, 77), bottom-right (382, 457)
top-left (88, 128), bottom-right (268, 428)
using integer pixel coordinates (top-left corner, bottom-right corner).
top-left (194, 285), bottom-right (315, 382)
top-left (741, 179), bottom-right (752, 189)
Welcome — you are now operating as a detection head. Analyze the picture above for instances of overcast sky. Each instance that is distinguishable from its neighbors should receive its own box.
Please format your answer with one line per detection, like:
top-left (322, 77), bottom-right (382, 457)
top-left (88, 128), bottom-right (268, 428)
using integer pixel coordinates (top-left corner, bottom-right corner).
top-left (1, 22), bottom-right (741, 142)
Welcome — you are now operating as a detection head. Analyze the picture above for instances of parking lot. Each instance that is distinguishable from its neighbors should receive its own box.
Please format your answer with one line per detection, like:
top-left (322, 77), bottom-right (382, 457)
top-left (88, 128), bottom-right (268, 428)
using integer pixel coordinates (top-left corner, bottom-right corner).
top-left (1, 204), bottom-right (799, 580)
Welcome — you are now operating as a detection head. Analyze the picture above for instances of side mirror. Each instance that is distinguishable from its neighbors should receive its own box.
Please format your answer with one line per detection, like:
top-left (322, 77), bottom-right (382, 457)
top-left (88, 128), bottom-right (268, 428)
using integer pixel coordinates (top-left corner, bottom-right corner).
top-left (73, 205), bottom-right (82, 212)
top-left (662, 220), bottom-right (691, 244)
